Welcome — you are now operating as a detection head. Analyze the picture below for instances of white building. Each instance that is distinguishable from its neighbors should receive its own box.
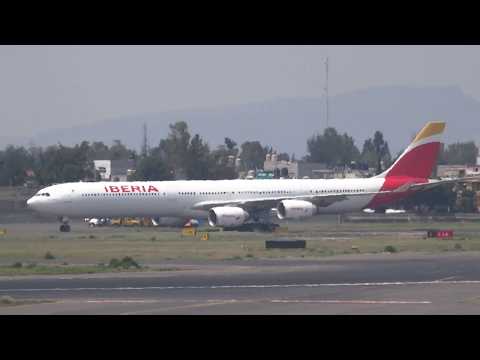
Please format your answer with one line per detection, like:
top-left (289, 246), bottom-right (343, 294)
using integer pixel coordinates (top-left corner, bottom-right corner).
top-left (93, 159), bottom-right (136, 181)
top-left (93, 160), bottom-right (111, 181)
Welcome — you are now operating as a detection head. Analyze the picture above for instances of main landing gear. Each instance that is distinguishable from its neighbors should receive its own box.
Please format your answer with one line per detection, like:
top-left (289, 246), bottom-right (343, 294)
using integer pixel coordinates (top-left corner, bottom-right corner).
top-left (58, 216), bottom-right (71, 232)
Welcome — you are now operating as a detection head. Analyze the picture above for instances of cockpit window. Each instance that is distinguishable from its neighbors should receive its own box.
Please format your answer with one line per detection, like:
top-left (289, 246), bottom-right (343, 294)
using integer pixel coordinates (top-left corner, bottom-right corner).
top-left (35, 192), bottom-right (51, 197)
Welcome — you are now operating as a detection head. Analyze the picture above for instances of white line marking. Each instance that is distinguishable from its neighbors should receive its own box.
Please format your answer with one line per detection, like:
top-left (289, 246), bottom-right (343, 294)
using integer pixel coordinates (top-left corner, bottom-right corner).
top-left (271, 300), bottom-right (432, 305)
top-left (86, 300), bottom-right (159, 304)
top-left (1, 280), bottom-right (480, 293)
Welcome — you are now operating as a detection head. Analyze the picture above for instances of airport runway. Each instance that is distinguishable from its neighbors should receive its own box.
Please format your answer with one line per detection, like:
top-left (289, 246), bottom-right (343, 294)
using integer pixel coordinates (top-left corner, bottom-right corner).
top-left (1, 253), bottom-right (480, 314)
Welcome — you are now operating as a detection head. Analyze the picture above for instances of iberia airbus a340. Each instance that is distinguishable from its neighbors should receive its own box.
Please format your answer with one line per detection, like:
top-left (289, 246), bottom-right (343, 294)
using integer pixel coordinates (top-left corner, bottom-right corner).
top-left (27, 122), bottom-right (470, 232)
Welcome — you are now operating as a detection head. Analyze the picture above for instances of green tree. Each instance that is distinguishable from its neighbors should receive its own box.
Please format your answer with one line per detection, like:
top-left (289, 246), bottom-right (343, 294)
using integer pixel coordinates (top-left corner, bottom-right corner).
top-left (361, 131), bottom-right (391, 174)
top-left (33, 144), bottom-right (93, 185)
top-left (306, 127), bottom-right (360, 167)
top-left (208, 142), bottom-right (238, 180)
top-left (133, 155), bottom-right (171, 181)
top-left (0, 145), bottom-right (33, 186)
top-left (87, 141), bottom-right (110, 160)
top-left (186, 134), bottom-right (211, 180)
top-left (224, 137), bottom-right (238, 154)
top-left (240, 141), bottom-right (267, 171)
top-left (109, 140), bottom-right (133, 160)
top-left (438, 141), bottom-right (478, 165)
top-left (159, 121), bottom-right (191, 178)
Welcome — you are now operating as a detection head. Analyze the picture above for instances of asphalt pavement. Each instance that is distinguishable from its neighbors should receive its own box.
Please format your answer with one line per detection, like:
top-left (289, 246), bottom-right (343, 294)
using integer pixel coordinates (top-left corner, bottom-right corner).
top-left (1, 252), bottom-right (480, 314)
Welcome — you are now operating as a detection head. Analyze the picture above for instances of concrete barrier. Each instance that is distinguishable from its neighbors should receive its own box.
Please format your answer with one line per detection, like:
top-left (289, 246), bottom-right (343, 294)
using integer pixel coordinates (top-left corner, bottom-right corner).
top-left (265, 240), bottom-right (306, 249)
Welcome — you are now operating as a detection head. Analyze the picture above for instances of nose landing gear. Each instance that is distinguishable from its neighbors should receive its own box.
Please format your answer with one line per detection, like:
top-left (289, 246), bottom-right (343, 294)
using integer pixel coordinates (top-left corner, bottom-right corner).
top-left (58, 216), bottom-right (71, 232)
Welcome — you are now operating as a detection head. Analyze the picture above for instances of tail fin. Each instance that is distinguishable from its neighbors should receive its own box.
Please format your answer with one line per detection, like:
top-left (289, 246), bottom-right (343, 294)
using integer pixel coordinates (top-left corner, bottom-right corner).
top-left (376, 121), bottom-right (445, 179)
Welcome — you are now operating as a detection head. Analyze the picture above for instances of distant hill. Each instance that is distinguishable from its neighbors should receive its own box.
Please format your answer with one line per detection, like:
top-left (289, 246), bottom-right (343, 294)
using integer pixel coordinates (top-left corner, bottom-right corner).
top-left (15, 85), bottom-right (480, 157)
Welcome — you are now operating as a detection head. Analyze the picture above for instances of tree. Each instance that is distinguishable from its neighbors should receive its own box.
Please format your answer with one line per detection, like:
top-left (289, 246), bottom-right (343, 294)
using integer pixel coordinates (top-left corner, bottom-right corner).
top-left (87, 141), bottom-right (110, 160)
top-left (133, 155), bottom-right (171, 181)
top-left (361, 131), bottom-right (391, 174)
top-left (224, 137), bottom-right (237, 153)
top-left (186, 134), bottom-right (211, 180)
top-left (109, 140), bottom-right (132, 160)
top-left (208, 146), bottom-right (237, 180)
top-left (306, 127), bottom-right (360, 167)
top-left (438, 141), bottom-right (478, 165)
top-left (0, 145), bottom-right (33, 186)
top-left (159, 121), bottom-right (191, 178)
top-left (240, 141), bottom-right (267, 171)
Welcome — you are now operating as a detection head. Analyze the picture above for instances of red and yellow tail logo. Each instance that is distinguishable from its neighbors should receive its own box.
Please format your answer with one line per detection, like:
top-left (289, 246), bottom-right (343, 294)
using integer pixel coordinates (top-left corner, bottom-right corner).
top-left (377, 121), bottom-right (445, 179)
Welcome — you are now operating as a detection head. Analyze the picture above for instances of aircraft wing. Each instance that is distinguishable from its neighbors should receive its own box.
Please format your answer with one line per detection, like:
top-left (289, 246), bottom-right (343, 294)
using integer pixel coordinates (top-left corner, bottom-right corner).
top-left (191, 191), bottom-right (391, 211)
top-left (406, 176), bottom-right (480, 192)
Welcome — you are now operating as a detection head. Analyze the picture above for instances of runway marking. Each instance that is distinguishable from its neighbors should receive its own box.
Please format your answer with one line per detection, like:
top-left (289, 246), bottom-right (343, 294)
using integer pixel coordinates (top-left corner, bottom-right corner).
top-left (2, 279), bottom-right (480, 293)
top-left (85, 300), bottom-right (159, 304)
top-left (120, 300), bottom-right (243, 315)
top-left (271, 300), bottom-right (432, 305)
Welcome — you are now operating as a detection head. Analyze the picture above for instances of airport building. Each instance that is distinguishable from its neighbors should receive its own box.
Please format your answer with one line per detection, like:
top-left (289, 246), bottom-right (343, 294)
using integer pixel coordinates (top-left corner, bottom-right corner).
top-left (263, 153), bottom-right (372, 179)
top-left (93, 159), bottom-right (136, 181)
top-left (437, 164), bottom-right (480, 179)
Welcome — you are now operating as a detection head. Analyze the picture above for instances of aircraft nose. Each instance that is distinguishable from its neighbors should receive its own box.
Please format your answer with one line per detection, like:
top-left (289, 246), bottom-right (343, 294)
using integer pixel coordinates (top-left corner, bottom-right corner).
top-left (26, 197), bottom-right (36, 209)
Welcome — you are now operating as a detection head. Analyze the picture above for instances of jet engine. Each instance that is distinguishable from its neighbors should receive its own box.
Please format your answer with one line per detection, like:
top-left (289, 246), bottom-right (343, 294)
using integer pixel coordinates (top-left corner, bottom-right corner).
top-left (208, 207), bottom-right (249, 227)
top-left (277, 200), bottom-right (317, 220)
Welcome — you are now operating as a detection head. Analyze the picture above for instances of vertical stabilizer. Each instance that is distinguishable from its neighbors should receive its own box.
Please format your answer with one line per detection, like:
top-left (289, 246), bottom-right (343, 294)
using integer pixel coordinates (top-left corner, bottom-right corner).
top-left (375, 121), bottom-right (445, 179)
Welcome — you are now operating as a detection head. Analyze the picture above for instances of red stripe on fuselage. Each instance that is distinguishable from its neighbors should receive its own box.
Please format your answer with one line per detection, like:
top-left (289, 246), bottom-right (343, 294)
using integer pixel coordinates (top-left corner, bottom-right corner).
top-left (367, 176), bottom-right (425, 209)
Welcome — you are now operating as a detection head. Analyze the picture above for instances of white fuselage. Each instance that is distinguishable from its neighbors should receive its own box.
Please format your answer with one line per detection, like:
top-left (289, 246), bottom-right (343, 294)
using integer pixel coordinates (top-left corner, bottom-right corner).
top-left (27, 178), bottom-right (386, 219)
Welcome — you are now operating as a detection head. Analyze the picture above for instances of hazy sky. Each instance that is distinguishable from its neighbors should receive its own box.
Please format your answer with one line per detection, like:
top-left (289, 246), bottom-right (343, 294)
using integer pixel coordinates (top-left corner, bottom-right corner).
top-left (1, 45), bottom-right (480, 138)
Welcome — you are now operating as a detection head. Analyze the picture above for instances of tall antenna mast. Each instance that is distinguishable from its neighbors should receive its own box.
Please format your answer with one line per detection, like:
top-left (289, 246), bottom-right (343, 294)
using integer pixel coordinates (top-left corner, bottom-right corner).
top-left (141, 123), bottom-right (148, 157)
top-left (325, 56), bottom-right (329, 129)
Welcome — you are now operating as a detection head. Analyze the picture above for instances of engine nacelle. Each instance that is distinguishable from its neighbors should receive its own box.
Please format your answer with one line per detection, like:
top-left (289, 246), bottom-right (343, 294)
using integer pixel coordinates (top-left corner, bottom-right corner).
top-left (208, 207), bottom-right (249, 227)
top-left (277, 200), bottom-right (317, 220)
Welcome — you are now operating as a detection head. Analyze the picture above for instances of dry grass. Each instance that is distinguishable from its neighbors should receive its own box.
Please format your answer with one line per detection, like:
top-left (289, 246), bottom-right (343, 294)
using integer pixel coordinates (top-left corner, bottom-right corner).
top-left (0, 220), bottom-right (479, 273)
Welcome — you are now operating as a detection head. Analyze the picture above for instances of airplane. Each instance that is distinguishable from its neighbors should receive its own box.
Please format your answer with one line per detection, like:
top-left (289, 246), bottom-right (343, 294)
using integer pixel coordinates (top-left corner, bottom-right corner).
top-left (26, 121), bottom-right (474, 232)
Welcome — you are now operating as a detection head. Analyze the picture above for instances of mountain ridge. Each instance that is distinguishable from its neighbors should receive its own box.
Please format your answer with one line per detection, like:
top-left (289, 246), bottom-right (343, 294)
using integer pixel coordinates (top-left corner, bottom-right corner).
top-left (4, 85), bottom-right (479, 157)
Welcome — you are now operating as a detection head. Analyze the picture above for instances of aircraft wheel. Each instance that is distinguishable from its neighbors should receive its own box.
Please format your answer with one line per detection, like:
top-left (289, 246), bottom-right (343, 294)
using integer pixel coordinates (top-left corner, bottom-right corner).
top-left (60, 224), bottom-right (71, 232)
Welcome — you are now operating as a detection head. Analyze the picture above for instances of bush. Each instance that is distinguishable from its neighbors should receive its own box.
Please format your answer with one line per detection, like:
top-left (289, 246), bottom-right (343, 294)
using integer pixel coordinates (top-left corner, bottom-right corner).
top-left (44, 251), bottom-right (55, 260)
top-left (0, 296), bottom-right (16, 305)
top-left (108, 258), bottom-right (120, 268)
top-left (26, 262), bottom-right (37, 269)
top-left (384, 245), bottom-right (398, 253)
top-left (454, 243), bottom-right (463, 251)
top-left (89, 235), bottom-right (96, 239)
top-left (11, 262), bottom-right (23, 268)
top-left (108, 257), bottom-right (141, 269)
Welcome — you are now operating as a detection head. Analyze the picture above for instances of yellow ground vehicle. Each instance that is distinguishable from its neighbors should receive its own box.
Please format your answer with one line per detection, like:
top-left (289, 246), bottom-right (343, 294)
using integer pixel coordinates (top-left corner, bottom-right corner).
top-left (110, 218), bottom-right (123, 226)
top-left (123, 217), bottom-right (142, 226)
top-left (109, 217), bottom-right (156, 227)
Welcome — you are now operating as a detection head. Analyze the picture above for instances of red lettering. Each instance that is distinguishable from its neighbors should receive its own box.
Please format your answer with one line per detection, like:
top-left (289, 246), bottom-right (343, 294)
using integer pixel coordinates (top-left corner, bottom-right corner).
top-left (131, 186), bottom-right (141, 193)
top-left (121, 185), bottom-right (130, 193)
top-left (141, 186), bottom-right (146, 192)
top-left (148, 185), bottom-right (159, 192)
top-left (104, 186), bottom-right (109, 192)
top-left (109, 186), bottom-right (120, 193)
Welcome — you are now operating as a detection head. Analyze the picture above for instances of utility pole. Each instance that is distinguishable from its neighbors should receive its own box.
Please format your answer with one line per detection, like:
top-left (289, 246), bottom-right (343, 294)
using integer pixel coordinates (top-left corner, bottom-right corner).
top-left (325, 56), bottom-right (329, 129)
